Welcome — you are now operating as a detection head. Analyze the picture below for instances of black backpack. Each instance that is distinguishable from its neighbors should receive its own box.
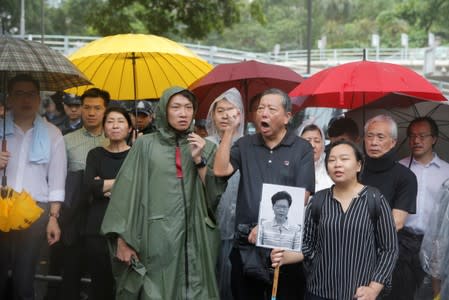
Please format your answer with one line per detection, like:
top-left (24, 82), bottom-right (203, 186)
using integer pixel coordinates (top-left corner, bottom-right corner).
top-left (311, 187), bottom-right (382, 232)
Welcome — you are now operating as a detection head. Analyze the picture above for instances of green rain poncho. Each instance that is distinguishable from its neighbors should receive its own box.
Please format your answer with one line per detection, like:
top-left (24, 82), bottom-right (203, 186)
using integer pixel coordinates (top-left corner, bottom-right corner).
top-left (101, 87), bottom-right (226, 300)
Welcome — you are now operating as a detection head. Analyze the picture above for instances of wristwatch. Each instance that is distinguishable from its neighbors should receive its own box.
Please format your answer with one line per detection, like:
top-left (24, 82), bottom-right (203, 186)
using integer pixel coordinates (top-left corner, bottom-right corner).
top-left (194, 156), bottom-right (207, 169)
top-left (49, 212), bottom-right (60, 219)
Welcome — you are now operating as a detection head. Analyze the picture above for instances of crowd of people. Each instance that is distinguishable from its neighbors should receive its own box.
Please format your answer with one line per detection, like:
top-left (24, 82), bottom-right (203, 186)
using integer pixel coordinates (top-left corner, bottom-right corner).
top-left (0, 73), bottom-right (448, 300)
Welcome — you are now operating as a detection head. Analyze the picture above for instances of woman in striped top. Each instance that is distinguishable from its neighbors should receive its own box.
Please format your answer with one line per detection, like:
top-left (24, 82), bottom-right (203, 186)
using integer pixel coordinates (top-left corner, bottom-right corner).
top-left (271, 141), bottom-right (398, 300)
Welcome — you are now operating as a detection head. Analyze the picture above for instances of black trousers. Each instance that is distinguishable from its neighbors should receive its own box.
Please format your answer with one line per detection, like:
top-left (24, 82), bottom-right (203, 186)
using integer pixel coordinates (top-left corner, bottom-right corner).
top-left (85, 235), bottom-right (115, 300)
top-left (59, 238), bottom-right (87, 300)
top-left (230, 247), bottom-right (305, 300)
top-left (45, 242), bottom-right (64, 300)
top-left (383, 228), bottom-right (425, 300)
top-left (0, 203), bottom-right (48, 300)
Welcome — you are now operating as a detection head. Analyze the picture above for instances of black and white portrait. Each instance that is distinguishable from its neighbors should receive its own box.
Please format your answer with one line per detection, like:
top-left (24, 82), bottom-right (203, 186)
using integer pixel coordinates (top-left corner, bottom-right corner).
top-left (256, 183), bottom-right (305, 252)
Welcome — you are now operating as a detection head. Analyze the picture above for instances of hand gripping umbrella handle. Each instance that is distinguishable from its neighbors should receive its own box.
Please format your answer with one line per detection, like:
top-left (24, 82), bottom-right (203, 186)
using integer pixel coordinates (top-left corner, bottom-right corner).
top-left (2, 139), bottom-right (7, 188)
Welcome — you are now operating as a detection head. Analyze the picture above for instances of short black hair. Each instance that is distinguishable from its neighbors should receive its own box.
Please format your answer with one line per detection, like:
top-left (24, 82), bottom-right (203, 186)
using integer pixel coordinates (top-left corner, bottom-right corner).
top-left (172, 89), bottom-right (198, 112)
top-left (102, 106), bottom-right (133, 128)
top-left (407, 116), bottom-right (439, 138)
top-left (271, 191), bottom-right (292, 207)
top-left (7, 74), bottom-right (40, 93)
top-left (80, 88), bottom-right (110, 107)
top-left (325, 140), bottom-right (364, 182)
top-left (328, 117), bottom-right (359, 140)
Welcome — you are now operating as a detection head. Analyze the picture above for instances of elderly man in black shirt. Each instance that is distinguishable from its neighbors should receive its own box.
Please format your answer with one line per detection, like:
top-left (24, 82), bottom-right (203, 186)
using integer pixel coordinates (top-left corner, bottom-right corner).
top-left (361, 114), bottom-right (418, 300)
top-left (214, 88), bottom-right (315, 300)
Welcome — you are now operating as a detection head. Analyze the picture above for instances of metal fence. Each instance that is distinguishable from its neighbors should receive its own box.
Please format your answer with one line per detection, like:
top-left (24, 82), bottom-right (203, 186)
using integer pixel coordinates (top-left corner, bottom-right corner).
top-left (14, 34), bottom-right (449, 98)
top-left (16, 34), bottom-right (449, 64)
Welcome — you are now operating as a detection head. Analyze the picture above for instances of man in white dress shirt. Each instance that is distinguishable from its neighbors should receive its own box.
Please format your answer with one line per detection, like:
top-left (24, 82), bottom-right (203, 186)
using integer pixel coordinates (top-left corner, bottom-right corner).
top-left (399, 116), bottom-right (449, 298)
top-left (0, 74), bottom-right (67, 300)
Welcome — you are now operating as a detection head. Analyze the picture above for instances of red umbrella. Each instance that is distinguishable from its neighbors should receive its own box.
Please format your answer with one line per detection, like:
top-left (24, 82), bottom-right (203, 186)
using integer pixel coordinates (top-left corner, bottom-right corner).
top-left (189, 60), bottom-right (304, 119)
top-left (289, 60), bottom-right (447, 110)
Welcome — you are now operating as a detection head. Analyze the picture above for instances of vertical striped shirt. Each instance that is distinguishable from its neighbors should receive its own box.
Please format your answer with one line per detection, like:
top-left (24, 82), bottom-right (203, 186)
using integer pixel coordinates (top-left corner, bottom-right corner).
top-left (302, 186), bottom-right (398, 300)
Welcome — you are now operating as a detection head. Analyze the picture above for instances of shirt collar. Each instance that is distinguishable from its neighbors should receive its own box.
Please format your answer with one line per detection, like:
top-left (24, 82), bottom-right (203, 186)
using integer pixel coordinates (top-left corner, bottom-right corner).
top-left (81, 127), bottom-right (103, 137)
top-left (253, 129), bottom-right (296, 148)
top-left (272, 221), bottom-right (290, 231)
top-left (410, 152), bottom-right (443, 168)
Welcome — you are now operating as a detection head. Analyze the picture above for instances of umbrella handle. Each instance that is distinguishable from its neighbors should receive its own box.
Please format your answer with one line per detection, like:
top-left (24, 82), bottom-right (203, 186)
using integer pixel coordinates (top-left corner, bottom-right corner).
top-left (271, 266), bottom-right (280, 300)
top-left (1, 139), bottom-right (6, 190)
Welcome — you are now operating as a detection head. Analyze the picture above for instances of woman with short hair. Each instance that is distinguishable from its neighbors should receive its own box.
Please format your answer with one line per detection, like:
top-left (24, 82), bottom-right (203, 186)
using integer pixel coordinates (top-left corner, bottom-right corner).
top-left (271, 141), bottom-right (398, 300)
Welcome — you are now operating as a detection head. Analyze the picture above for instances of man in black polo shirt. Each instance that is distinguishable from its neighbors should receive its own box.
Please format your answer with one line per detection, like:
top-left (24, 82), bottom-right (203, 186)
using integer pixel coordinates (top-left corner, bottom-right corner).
top-left (214, 88), bottom-right (315, 300)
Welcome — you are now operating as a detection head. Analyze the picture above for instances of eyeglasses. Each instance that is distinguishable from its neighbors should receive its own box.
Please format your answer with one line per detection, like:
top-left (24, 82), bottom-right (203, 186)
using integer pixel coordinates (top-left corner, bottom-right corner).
top-left (408, 133), bottom-right (433, 140)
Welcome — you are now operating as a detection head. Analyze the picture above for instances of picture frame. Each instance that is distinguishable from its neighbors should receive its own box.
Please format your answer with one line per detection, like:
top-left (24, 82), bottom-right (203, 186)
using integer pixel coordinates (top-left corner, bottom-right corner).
top-left (256, 183), bottom-right (305, 252)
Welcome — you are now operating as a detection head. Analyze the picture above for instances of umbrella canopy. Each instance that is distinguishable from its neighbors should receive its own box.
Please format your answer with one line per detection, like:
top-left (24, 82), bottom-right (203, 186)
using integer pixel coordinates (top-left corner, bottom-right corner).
top-left (290, 60), bottom-right (447, 110)
top-left (65, 33), bottom-right (212, 100)
top-left (0, 36), bottom-right (91, 91)
top-left (189, 60), bottom-right (304, 119)
top-left (346, 94), bottom-right (449, 162)
top-left (0, 187), bottom-right (43, 232)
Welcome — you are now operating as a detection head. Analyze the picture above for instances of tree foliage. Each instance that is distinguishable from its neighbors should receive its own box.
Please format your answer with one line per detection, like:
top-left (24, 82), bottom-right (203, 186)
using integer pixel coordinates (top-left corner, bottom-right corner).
top-left (79, 0), bottom-right (244, 39)
top-left (2, 0), bottom-right (449, 51)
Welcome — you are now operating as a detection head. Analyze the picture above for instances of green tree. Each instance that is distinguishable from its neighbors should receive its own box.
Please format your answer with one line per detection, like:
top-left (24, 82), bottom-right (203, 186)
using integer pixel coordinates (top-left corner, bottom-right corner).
top-left (79, 0), bottom-right (244, 39)
top-left (0, 0), bottom-right (46, 35)
top-left (394, 0), bottom-right (449, 45)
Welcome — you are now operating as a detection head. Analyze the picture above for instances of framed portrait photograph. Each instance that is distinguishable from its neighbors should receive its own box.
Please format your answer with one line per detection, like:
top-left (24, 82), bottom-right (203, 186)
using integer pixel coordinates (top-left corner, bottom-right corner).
top-left (256, 183), bottom-right (305, 252)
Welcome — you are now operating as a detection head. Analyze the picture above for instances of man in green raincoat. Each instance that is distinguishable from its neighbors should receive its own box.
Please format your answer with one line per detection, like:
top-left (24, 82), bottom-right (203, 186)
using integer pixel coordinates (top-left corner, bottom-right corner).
top-left (101, 87), bottom-right (226, 299)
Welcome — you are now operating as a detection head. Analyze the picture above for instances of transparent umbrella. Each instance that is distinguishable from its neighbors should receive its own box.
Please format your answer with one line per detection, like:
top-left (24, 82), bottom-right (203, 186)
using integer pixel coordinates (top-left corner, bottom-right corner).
top-left (346, 94), bottom-right (449, 162)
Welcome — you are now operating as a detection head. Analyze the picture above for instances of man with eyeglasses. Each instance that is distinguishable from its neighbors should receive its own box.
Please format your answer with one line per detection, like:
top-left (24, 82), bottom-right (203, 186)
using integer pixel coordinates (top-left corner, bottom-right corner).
top-left (361, 114), bottom-right (418, 300)
top-left (0, 74), bottom-right (67, 300)
top-left (399, 117), bottom-right (449, 299)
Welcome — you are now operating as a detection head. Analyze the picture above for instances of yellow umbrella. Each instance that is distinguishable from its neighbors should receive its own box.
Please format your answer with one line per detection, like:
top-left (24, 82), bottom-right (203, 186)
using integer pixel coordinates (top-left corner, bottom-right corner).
top-left (0, 187), bottom-right (43, 232)
top-left (7, 190), bottom-right (43, 231)
top-left (0, 187), bottom-right (14, 232)
top-left (65, 33), bottom-right (212, 100)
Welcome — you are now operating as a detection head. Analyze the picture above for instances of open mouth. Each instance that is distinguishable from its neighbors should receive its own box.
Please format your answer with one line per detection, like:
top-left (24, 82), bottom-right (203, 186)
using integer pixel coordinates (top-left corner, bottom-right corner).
top-left (260, 121), bottom-right (270, 128)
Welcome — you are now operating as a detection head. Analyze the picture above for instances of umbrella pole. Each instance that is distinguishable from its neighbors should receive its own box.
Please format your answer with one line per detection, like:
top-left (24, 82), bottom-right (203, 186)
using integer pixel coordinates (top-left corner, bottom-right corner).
top-left (132, 52), bottom-right (138, 101)
top-left (131, 52), bottom-right (139, 134)
top-left (362, 93), bottom-right (366, 126)
top-left (1, 73), bottom-right (7, 197)
top-left (244, 79), bottom-right (248, 132)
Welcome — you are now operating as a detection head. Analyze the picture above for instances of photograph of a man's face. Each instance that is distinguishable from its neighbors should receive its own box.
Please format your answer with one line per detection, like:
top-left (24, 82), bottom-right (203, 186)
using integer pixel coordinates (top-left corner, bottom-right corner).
top-left (256, 184), bottom-right (305, 252)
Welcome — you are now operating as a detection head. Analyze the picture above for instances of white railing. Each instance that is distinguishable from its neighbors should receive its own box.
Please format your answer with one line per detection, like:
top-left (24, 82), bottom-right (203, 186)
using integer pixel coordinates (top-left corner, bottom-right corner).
top-left (13, 34), bottom-right (449, 98)
top-left (16, 34), bottom-right (448, 65)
